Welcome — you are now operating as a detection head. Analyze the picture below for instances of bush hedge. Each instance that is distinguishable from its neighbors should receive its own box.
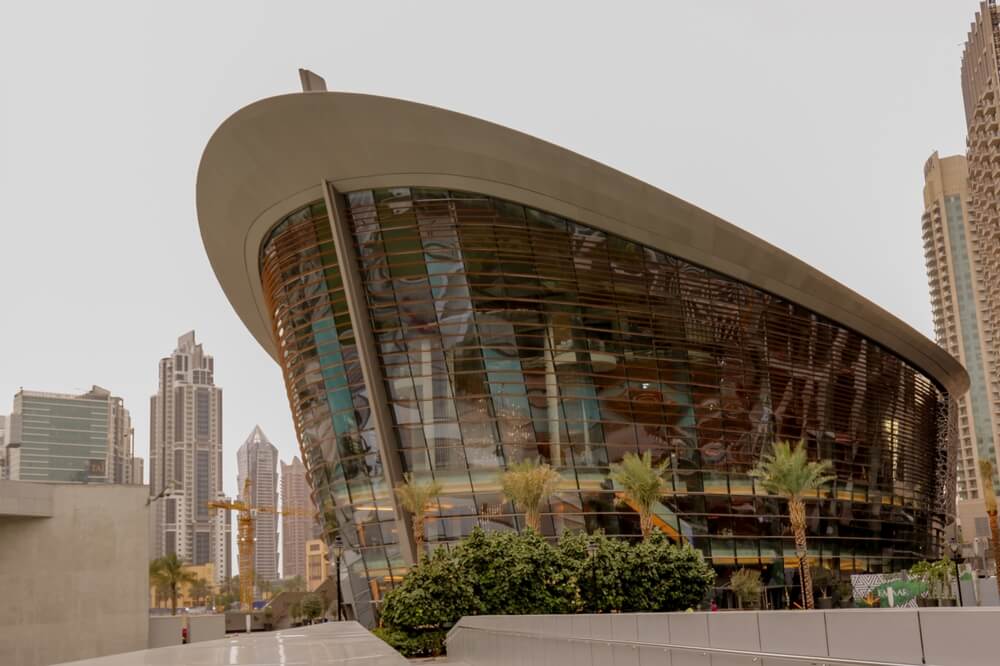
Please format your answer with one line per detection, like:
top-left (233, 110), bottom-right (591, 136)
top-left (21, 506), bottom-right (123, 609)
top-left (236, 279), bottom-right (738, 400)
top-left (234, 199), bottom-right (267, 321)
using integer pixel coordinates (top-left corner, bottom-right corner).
top-left (376, 528), bottom-right (715, 657)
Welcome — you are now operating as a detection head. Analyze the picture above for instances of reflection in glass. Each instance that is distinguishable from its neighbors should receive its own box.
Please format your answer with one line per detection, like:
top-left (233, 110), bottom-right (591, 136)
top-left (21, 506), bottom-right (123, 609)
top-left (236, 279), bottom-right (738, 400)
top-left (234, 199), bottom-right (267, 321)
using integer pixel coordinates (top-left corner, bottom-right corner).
top-left (260, 189), bottom-right (953, 621)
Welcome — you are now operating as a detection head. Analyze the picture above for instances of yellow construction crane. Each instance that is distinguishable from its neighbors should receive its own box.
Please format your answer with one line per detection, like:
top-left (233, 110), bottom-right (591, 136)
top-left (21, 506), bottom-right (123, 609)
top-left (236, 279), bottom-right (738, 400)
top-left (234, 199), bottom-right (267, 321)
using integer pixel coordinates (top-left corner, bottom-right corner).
top-left (208, 478), bottom-right (317, 612)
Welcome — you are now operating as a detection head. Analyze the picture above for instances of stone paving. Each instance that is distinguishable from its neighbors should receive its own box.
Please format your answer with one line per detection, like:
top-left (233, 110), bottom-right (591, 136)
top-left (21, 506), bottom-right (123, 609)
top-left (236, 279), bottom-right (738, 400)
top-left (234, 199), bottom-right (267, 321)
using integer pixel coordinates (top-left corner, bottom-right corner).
top-left (57, 622), bottom-right (407, 665)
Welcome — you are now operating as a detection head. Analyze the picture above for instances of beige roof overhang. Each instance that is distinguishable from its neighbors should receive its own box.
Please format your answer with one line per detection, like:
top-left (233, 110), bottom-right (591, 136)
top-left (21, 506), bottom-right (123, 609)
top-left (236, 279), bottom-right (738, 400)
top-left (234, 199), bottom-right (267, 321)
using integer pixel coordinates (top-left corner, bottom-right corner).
top-left (196, 92), bottom-right (969, 397)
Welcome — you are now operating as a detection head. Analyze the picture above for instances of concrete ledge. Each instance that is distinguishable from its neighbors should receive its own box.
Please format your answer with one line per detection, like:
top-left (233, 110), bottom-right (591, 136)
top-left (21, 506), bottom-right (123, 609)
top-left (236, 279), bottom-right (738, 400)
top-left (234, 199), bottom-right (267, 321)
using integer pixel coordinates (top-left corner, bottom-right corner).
top-left (0, 480), bottom-right (53, 518)
top-left (448, 609), bottom-right (1000, 666)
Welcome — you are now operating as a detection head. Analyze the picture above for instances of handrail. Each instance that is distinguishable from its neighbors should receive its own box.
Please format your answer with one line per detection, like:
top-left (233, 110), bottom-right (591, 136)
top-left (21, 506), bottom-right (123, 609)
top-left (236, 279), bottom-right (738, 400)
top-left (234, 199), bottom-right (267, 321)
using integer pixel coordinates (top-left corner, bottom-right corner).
top-left (448, 625), bottom-right (941, 666)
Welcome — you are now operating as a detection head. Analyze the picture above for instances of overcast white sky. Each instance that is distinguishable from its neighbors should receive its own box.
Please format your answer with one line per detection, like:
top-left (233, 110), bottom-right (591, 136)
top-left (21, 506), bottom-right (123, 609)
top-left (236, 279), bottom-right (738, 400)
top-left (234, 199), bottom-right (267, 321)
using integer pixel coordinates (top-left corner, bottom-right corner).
top-left (0, 1), bottom-right (982, 529)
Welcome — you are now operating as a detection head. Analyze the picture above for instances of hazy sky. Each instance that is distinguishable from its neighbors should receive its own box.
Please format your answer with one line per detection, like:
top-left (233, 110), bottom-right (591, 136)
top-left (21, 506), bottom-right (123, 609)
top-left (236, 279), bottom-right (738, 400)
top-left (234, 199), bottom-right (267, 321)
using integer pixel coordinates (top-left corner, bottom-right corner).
top-left (0, 1), bottom-right (981, 511)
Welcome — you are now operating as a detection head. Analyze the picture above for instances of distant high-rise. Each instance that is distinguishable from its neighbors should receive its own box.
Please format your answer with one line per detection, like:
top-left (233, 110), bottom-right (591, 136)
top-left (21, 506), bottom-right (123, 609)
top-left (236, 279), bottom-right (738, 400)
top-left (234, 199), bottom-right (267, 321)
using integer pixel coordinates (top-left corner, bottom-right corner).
top-left (922, 152), bottom-right (1000, 500)
top-left (280, 456), bottom-right (310, 580)
top-left (0, 415), bottom-right (9, 480)
top-left (131, 457), bottom-right (145, 486)
top-left (6, 386), bottom-right (139, 484)
top-left (149, 331), bottom-right (229, 586)
top-left (237, 426), bottom-right (279, 584)
top-left (958, 1), bottom-right (1000, 494)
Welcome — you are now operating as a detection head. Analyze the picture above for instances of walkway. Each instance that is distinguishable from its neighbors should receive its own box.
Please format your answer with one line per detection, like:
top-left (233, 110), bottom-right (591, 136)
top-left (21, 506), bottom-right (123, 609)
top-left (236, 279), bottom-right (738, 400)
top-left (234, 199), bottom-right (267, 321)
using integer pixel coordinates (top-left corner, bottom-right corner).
top-left (57, 622), bottom-right (407, 665)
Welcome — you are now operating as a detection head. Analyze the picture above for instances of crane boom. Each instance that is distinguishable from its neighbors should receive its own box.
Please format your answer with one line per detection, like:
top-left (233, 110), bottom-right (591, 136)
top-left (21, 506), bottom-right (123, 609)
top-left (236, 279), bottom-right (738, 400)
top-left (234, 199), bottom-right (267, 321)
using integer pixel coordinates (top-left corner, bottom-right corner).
top-left (207, 478), bottom-right (319, 612)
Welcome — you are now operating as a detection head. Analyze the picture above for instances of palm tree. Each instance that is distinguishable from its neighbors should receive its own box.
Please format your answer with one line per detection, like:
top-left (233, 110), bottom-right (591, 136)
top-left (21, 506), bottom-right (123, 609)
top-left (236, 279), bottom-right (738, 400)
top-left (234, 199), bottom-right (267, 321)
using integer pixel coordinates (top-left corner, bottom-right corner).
top-left (609, 451), bottom-right (668, 539)
top-left (153, 579), bottom-right (171, 609)
top-left (500, 459), bottom-right (562, 532)
top-left (189, 577), bottom-right (211, 607)
top-left (750, 440), bottom-right (834, 610)
top-left (149, 554), bottom-right (198, 616)
top-left (979, 459), bottom-right (1000, 598)
top-left (395, 473), bottom-right (443, 558)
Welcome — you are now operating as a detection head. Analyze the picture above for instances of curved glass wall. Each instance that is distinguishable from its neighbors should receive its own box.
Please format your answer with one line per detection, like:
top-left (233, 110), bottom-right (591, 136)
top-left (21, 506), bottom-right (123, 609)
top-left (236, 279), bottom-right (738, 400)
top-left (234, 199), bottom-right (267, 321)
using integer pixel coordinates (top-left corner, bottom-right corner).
top-left (261, 189), bottom-right (951, 617)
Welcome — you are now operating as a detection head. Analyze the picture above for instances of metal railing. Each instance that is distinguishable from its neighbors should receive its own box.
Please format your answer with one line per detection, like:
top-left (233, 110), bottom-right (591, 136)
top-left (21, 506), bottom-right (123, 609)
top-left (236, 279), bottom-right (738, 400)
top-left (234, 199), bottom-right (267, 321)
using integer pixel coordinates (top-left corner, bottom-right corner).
top-left (448, 626), bottom-right (941, 666)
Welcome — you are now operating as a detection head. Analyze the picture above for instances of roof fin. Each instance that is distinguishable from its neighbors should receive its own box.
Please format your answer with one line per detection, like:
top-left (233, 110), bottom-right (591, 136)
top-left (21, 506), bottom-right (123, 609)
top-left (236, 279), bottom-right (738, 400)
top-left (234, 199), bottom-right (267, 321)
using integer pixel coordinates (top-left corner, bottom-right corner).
top-left (298, 68), bottom-right (327, 92)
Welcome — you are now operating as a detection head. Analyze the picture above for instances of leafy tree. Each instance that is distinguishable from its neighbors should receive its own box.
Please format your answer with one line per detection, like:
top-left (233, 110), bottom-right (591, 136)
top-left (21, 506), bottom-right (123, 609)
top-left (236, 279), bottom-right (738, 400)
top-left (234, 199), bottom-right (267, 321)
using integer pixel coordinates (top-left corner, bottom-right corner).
top-left (301, 593), bottom-right (324, 624)
top-left (730, 568), bottom-right (762, 609)
top-left (289, 601), bottom-right (302, 626)
top-left (281, 575), bottom-right (306, 593)
top-left (149, 554), bottom-right (198, 616)
top-left (609, 451), bottom-right (668, 539)
top-left (216, 592), bottom-right (238, 610)
top-left (380, 548), bottom-right (482, 632)
top-left (622, 532), bottom-right (715, 612)
top-left (500, 459), bottom-right (562, 532)
top-left (258, 578), bottom-right (273, 600)
top-left (455, 528), bottom-right (577, 615)
top-left (980, 459), bottom-right (1000, 599)
top-left (750, 440), bottom-right (833, 610)
top-left (557, 530), bottom-right (629, 612)
top-left (395, 473), bottom-right (443, 557)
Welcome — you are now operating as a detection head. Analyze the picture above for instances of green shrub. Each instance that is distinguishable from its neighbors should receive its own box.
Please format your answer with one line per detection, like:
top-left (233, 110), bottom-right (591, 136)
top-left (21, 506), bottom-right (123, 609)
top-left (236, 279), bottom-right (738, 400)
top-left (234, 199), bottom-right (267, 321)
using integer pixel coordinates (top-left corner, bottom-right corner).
top-left (455, 528), bottom-right (577, 615)
top-left (380, 548), bottom-right (481, 631)
top-left (372, 627), bottom-right (447, 658)
top-left (622, 532), bottom-right (715, 612)
top-left (558, 530), bottom-right (629, 613)
top-left (377, 528), bottom-right (717, 657)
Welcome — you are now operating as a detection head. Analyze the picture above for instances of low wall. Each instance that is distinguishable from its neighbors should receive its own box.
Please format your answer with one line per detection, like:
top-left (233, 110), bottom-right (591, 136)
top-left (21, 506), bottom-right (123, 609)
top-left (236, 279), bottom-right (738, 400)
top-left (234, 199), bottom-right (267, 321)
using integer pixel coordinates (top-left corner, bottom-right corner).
top-left (188, 614), bottom-right (225, 643)
top-left (447, 608), bottom-right (1000, 666)
top-left (147, 616), bottom-right (183, 648)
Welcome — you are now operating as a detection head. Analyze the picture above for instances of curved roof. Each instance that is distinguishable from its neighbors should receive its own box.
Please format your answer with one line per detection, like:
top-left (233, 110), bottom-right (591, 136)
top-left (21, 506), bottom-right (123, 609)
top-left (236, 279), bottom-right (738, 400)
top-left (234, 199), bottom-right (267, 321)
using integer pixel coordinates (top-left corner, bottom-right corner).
top-left (196, 91), bottom-right (968, 396)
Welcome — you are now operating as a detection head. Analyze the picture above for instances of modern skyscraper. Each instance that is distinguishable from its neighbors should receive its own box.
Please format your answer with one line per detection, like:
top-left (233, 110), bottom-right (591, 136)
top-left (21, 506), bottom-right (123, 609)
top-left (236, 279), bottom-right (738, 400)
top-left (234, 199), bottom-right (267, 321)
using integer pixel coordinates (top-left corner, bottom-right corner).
top-left (149, 331), bottom-right (229, 585)
top-left (6, 386), bottom-right (139, 484)
top-left (281, 456), bottom-right (310, 580)
top-left (946, 0), bottom-right (1000, 495)
top-left (921, 152), bottom-right (1000, 500)
top-left (237, 425), bottom-right (279, 584)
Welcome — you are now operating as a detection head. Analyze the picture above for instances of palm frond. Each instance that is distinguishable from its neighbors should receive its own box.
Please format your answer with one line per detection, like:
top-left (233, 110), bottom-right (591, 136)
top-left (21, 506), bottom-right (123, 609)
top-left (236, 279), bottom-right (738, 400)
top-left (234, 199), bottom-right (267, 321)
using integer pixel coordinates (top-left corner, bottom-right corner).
top-left (750, 440), bottom-right (834, 500)
top-left (609, 451), bottom-right (668, 509)
top-left (395, 473), bottom-right (443, 515)
top-left (500, 458), bottom-right (562, 512)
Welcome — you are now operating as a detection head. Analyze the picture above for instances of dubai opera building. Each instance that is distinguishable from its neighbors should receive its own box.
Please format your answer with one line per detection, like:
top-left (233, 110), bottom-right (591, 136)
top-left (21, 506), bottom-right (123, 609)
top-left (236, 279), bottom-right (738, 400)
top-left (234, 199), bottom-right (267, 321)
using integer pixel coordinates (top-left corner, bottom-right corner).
top-left (197, 75), bottom-right (967, 620)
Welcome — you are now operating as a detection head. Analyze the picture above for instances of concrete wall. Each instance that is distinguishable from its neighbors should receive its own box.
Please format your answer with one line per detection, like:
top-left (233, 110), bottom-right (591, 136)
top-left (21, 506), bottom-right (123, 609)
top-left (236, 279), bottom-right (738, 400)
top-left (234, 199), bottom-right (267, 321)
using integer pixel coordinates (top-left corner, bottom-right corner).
top-left (147, 616), bottom-right (183, 649)
top-left (187, 614), bottom-right (225, 643)
top-left (449, 609), bottom-right (1000, 666)
top-left (0, 481), bottom-right (149, 665)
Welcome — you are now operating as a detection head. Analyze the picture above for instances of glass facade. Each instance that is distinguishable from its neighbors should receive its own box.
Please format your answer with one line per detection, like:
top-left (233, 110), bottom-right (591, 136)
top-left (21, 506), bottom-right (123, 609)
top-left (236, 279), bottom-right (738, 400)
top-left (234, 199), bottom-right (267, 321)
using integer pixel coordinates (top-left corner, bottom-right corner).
top-left (14, 393), bottom-right (110, 482)
top-left (260, 189), bottom-right (952, 618)
top-left (943, 193), bottom-right (997, 487)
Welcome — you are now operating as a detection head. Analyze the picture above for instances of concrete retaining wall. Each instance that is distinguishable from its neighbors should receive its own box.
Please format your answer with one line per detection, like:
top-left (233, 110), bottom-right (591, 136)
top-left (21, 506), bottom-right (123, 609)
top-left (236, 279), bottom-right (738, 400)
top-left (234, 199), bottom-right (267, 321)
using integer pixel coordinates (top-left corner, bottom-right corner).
top-left (0, 482), bottom-right (148, 666)
top-left (187, 614), bottom-right (225, 643)
top-left (448, 608), bottom-right (1000, 666)
top-left (147, 616), bottom-right (183, 648)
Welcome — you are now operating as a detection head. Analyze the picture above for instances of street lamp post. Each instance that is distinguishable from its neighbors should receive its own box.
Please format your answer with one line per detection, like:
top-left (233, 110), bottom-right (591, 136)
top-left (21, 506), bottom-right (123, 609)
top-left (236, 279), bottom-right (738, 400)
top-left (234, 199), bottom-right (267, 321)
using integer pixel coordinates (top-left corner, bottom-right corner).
top-left (586, 540), bottom-right (598, 614)
top-left (949, 539), bottom-right (964, 607)
top-left (332, 536), bottom-right (345, 621)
